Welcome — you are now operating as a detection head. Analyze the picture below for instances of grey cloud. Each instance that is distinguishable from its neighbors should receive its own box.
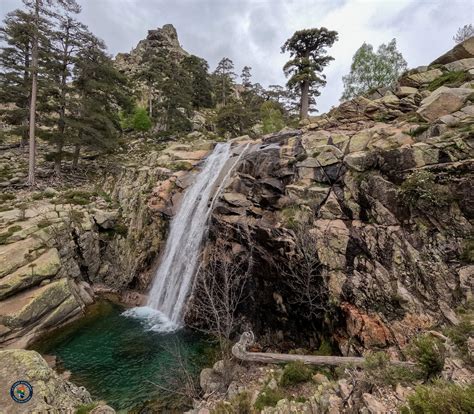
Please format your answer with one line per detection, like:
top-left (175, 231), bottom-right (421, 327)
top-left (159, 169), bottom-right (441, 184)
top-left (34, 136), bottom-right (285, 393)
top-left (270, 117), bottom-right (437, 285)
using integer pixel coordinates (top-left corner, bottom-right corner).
top-left (0, 0), bottom-right (469, 113)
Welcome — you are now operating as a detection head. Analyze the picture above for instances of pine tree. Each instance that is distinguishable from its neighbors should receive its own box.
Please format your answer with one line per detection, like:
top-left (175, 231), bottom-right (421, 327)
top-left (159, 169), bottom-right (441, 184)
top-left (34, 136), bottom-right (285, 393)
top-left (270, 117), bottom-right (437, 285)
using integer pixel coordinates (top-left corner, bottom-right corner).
top-left (21, 0), bottom-right (81, 185)
top-left (182, 55), bottom-right (213, 110)
top-left (341, 39), bottom-right (407, 101)
top-left (0, 10), bottom-right (35, 146)
top-left (47, 15), bottom-right (93, 175)
top-left (134, 48), bottom-right (169, 119)
top-left (241, 66), bottom-right (252, 88)
top-left (159, 57), bottom-right (193, 133)
top-left (281, 28), bottom-right (338, 119)
top-left (213, 57), bottom-right (236, 106)
top-left (0, 8), bottom-right (54, 146)
top-left (71, 37), bottom-right (131, 168)
top-left (216, 100), bottom-right (253, 137)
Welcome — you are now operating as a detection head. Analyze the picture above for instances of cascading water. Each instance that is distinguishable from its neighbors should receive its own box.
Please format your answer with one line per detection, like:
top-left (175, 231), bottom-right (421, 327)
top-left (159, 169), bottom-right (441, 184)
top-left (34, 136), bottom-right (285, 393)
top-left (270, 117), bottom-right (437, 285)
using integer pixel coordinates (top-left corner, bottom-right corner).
top-left (124, 142), bottom-right (247, 332)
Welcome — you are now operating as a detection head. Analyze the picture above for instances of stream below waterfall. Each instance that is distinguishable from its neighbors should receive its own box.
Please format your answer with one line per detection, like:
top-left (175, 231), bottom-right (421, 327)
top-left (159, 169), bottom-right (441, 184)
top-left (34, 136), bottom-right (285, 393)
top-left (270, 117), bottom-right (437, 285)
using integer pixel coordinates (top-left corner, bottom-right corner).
top-left (31, 301), bottom-right (213, 412)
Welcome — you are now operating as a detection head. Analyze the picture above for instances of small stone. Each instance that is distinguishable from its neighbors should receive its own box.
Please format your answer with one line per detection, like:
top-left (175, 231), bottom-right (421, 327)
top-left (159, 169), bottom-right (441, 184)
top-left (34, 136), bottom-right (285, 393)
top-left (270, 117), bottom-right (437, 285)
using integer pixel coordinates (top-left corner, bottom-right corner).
top-left (362, 393), bottom-right (388, 414)
top-left (90, 405), bottom-right (116, 414)
top-left (313, 373), bottom-right (329, 384)
top-left (43, 187), bottom-right (58, 197)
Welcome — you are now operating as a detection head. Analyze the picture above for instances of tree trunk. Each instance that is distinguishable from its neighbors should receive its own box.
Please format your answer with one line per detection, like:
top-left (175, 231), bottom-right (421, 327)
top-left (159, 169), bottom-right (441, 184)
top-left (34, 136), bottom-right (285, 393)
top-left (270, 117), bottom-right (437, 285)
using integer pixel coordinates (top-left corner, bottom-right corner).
top-left (56, 23), bottom-right (70, 177)
top-left (222, 75), bottom-right (226, 106)
top-left (72, 144), bottom-right (80, 169)
top-left (27, 0), bottom-right (40, 186)
top-left (21, 48), bottom-right (30, 148)
top-left (149, 87), bottom-right (153, 118)
top-left (232, 332), bottom-right (414, 368)
top-left (54, 141), bottom-right (63, 176)
top-left (300, 80), bottom-right (310, 120)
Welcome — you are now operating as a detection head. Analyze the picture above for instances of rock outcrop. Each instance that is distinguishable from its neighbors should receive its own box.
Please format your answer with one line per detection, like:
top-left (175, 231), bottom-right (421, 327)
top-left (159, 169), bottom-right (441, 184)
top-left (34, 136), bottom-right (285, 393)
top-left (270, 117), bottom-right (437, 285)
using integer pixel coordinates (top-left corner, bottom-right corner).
top-left (115, 24), bottom-right (188, 77)
top-left (189, 38), bottom-right (474, 356)
top-left (0, 349), bottom-right (92, 413)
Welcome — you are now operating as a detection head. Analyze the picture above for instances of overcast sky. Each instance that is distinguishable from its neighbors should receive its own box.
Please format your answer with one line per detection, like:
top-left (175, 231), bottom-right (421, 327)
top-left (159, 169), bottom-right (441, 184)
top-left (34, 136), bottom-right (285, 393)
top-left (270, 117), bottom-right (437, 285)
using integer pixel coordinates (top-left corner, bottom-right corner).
top-left (1, 0), bottom-right (472, 113)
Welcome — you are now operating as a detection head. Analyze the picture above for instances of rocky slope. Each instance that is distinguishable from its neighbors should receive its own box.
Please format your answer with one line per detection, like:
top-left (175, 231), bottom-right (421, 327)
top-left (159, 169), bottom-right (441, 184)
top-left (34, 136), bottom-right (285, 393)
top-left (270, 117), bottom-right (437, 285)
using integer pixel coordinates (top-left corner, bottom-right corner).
top-left (191, 37), bottom-right (474, 357)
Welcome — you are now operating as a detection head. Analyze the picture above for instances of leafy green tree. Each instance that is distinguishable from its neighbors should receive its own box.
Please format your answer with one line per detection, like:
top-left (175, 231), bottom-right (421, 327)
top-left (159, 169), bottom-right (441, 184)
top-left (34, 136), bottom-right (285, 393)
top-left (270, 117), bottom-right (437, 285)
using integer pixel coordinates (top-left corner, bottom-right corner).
top-left (182, 55), bottom-right (213, 109)
top-left (260, 100), bottom-right (285, 134)
top-left (281, 28), bottom-right (338, 119)
top-left (241, 65), bottom-right (252, 87)
top-left (453, 24), bottom-right (474, 44)
top-left (341, 39), bottom-right (407, 101)
top-left (212, 57), bottom-right (236, 106)
top-left (131, 107), bottom-right (152, 132)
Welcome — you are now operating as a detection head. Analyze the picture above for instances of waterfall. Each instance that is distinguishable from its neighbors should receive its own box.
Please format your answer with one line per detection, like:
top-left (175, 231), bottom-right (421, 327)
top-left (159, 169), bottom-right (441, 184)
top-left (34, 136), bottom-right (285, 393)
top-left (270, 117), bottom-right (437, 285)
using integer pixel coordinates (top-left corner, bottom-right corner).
top-left (124, 142), bottom-right (245, 332)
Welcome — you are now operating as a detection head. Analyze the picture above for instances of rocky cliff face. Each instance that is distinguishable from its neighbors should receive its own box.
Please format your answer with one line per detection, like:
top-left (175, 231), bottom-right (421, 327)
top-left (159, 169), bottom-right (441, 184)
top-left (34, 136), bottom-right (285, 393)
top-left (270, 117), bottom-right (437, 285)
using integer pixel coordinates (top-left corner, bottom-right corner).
top-left (0, 139), bottom-right (213, 347)
top-left (192, 38), bottom-right (474, 356)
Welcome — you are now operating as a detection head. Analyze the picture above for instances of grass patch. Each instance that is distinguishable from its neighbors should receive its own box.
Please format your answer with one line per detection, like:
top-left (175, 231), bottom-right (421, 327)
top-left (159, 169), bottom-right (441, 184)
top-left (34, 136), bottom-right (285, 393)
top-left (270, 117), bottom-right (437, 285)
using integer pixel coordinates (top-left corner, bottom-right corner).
top-left (31, 192), bottom-right (44, 200)
top-left (0, 224), bottom-right (22, 244)
top-left (37, 219), bottom-right (52, 229)
top-left (167, 161), bottom-right (193, 171)
top-left (75, 403), bottom-right (98, 414)
top-left (364, 352), bottom-right (422, 386)
top-left (254, 387), bottom-right (286, 411)
top-left (408, 334), bottom-right (446, 380)
top-left (445, 301), bottom-right (474, 365)
top-left (60, 190), bottom-right (97, 206)
top-left (461, 239), bottom-right (474, 263)
top-left (0, 193), bottom-right (15, 202)
top-left (280, 205), bottom-right (302, 230)
top-left (212, 392), bottom-right (252, 414)
top-left (407, 124), bottom-right (429, 137)
top-left (313, 338), bottom-right (333, 356)
top-left (280, 361), bottom-right (313, 387)
top-left (398, 170), bottom-right (452, 212)
top-left (401, 380), bottom-right (474, 414)
top-left (428, 71), bottom-right (470, 91)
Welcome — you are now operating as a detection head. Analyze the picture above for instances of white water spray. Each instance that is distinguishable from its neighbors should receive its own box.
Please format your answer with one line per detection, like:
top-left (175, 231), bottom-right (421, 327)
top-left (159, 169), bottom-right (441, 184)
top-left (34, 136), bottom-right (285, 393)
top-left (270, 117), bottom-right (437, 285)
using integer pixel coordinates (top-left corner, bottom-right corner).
top-left (124, 142), bottom-right (248, 332)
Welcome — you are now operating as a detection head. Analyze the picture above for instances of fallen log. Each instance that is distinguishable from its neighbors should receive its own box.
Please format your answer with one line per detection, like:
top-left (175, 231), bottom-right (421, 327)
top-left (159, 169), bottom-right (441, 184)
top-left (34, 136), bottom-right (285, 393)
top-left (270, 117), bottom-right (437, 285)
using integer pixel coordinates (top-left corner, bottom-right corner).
top-left (232, 332), bottom-right (414, 368)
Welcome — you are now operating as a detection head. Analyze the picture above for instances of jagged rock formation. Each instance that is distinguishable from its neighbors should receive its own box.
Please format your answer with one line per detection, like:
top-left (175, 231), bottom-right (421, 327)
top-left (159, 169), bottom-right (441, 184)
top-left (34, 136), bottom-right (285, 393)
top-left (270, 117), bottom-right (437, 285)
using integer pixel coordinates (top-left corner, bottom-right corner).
top-left (0, 349), bottom-right (92, 412)
top-left (192, 38), bottom-right (474, 355)
top-left (115, 24), bottom-right (188, 76)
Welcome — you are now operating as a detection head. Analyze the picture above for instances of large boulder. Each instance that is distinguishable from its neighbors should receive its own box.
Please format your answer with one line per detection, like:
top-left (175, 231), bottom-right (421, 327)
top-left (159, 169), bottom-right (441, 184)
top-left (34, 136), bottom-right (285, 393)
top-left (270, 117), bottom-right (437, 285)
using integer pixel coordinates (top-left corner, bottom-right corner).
top-left (0, 248), bottom-right (61, 300)
top-left (431, 37), bottom-right (474, 65)
top-left (0, 349), bottom-right (92, 413)
top-left (399, 68), bottom-right (443, 87)
top-left (0, 279), bottom-right (80, 330)
top-left (417, 86), bottom-right (473, 121)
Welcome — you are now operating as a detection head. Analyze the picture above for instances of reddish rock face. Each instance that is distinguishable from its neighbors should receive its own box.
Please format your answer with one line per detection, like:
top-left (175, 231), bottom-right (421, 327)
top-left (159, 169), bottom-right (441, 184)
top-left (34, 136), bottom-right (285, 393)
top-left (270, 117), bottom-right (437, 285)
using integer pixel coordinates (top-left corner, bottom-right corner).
top-left (341, 303), bottom-right (391, 348)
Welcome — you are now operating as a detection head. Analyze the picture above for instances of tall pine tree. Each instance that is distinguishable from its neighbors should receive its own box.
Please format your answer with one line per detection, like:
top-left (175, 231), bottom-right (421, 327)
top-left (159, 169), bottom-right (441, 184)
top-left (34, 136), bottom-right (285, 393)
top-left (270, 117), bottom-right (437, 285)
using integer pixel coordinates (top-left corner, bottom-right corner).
top-left (281, 28), bottom-right (338, 119)
top-left (21, 0), bottom-right (80, 185)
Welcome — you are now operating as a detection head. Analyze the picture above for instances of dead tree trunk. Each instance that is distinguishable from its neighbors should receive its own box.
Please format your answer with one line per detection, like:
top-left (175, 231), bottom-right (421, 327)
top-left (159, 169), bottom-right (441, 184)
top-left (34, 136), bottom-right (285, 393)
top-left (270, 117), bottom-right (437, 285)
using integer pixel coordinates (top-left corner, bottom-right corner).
top-left (232, 332), bottom-right (414, 368)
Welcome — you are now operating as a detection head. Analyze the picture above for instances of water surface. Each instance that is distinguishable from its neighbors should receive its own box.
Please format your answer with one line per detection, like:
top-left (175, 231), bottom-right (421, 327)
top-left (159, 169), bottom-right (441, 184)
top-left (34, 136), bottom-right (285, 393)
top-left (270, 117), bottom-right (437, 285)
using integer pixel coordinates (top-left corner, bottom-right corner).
top-left (32, 301), bottom-right (211, 412)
